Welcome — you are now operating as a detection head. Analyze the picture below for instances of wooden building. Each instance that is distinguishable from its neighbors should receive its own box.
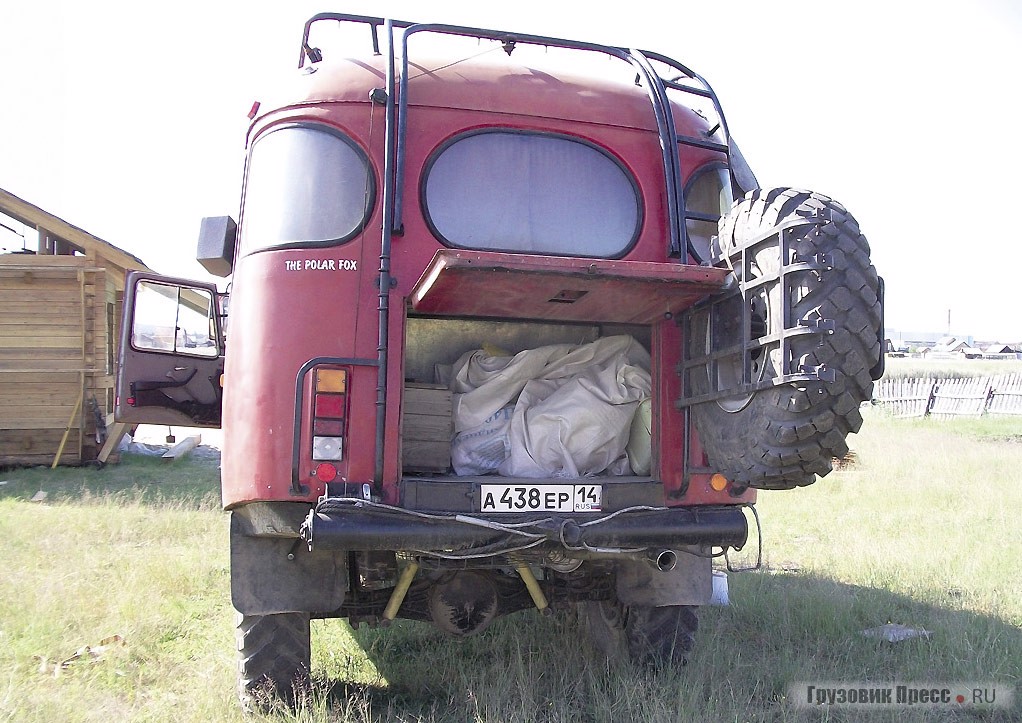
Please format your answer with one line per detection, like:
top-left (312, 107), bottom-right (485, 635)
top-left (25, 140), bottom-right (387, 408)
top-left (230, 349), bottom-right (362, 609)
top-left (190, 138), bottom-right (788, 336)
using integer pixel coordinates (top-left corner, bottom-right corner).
top-left (0, 187), bottom-right (148, 465)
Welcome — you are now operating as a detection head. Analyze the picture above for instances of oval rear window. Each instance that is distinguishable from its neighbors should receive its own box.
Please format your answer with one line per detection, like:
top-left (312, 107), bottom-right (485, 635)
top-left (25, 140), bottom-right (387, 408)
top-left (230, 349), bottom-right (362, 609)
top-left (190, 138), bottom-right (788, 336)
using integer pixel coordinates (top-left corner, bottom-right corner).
top-left (424, 131), bottom-right (640, 257)
top-left (240, 125), bottom-right (374, 254)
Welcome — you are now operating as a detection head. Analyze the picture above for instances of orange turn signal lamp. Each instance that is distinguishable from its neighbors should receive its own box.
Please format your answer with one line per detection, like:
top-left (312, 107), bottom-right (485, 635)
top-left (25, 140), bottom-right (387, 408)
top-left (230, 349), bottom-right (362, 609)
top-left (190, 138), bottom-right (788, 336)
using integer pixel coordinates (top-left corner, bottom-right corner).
top-left (316, 369), bottom-right (347, 393)
top-left (710, 473), bottom-right (729, 492)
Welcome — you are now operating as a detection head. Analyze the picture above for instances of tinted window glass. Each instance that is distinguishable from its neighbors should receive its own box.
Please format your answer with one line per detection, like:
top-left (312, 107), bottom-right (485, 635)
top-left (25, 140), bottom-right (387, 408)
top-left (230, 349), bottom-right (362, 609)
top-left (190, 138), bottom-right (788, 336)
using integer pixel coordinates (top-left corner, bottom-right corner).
top-left (240, 126), bottom-right (373, 253)
top-left (424, 132), bottom-right (640, 257)
top-left (685, 166), bottom-right (733, 263)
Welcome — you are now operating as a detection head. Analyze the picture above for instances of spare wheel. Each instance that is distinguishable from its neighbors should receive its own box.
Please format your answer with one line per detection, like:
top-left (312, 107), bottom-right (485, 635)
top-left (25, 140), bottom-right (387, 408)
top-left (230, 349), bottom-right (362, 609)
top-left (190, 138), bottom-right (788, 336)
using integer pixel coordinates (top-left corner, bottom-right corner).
top-left (686, 187), bottom-right (883, 490)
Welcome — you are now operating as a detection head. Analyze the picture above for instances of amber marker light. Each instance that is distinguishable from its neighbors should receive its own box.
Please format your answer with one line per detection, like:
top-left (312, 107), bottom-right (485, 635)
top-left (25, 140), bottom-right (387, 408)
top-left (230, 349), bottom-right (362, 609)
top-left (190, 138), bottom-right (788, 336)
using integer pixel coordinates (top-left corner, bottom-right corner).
top-left (316, 369), bottom-right (347, 393)
top-left (710, 473), bottom-right (729, 492)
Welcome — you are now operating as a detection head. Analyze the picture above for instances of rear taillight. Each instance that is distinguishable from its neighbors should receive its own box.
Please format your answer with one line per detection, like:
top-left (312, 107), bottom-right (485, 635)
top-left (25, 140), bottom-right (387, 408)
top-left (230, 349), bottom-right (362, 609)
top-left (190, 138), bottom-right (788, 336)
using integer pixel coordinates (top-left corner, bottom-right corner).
top-left (315, 462), bottom-right (338, 482)
top-left (312, 368), bottom-right (347, 462)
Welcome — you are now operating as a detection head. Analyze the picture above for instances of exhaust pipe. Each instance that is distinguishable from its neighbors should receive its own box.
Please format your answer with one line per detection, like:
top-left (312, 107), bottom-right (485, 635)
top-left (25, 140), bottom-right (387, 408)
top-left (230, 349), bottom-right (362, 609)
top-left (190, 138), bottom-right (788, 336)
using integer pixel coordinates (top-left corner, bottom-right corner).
top-left (648, 549), bottom-right (678, 571)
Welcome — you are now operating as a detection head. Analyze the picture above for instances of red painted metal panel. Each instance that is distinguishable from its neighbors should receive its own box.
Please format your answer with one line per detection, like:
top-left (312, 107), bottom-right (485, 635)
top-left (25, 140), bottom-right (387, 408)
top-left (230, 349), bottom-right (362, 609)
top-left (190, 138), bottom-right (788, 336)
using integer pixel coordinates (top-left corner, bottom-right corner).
top-left (224, 40), bottom-right (731, 508)
top-left (221, 242), bottom-right (379, 507)
top-left (409, 250), bottom-right (729, 324)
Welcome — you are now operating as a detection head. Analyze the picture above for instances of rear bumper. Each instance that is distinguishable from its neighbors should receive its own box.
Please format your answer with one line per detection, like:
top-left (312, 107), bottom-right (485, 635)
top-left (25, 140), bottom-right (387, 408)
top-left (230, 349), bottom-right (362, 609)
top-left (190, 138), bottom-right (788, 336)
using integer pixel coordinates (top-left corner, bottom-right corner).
top-left (300, 498), bottom-right (749, 555)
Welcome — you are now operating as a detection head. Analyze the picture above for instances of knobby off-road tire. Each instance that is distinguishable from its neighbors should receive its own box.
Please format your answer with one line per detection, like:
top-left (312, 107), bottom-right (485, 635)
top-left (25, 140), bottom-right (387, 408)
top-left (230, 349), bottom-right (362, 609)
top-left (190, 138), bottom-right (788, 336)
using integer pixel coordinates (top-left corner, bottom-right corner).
top-left (585, 601), bottom-right (698, 667)
top-left (236, 612), bottom-right (311, 710)
top-left (690, 187), bottom-right (882, 490)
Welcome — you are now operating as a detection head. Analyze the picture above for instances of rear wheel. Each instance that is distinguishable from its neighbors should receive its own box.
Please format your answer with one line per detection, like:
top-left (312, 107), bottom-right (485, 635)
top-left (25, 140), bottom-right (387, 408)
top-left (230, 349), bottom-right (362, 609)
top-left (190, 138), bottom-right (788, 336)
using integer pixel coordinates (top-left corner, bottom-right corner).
top-left (690, 187), bottom-right (881, 490)
top-left (236, 612), bottom-right (311, 709)
top-left (585, 600), bottom-right (698, 667)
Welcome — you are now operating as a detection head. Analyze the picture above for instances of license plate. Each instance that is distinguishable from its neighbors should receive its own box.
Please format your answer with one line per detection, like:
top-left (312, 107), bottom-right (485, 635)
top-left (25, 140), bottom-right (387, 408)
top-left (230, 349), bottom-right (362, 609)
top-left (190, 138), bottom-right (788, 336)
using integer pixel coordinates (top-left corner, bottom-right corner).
top-left (479, 484), bottom-right (602, 513)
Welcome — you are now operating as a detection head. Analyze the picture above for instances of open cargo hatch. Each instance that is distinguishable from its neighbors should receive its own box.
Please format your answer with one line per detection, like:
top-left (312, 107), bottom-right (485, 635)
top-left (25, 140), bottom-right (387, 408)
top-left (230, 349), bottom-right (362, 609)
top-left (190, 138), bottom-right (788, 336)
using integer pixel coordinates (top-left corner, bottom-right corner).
top-left (409, 250), bottom-right (730, 324)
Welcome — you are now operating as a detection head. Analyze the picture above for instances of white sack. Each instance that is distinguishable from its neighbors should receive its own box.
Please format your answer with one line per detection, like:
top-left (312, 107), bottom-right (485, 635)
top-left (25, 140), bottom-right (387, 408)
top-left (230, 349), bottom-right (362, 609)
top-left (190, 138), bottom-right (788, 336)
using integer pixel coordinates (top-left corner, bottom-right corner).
top-left (451, 335), bottom-right (650, 431)
top-left (450, 336), bottom-right (651, 477)
top-left (627, 398), bottom-right (653, 476)
top-left (451, 405), bottom-right (513, 476)
top-left (499, 358), bottom-right (651, 478)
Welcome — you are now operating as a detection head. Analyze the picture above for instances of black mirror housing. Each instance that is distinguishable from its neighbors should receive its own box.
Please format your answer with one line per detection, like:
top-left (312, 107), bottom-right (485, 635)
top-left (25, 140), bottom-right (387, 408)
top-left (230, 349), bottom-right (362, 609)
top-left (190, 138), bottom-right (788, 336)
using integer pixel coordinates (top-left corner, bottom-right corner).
top-left (197, 216), bottom-right (237, 277)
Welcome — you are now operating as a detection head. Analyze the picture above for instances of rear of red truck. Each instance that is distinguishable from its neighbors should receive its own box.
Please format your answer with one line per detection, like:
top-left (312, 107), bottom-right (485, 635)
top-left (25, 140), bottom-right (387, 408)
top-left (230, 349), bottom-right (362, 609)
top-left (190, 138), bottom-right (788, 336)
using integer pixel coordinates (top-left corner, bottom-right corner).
top-left (116, 14), bottom-right (882, 705)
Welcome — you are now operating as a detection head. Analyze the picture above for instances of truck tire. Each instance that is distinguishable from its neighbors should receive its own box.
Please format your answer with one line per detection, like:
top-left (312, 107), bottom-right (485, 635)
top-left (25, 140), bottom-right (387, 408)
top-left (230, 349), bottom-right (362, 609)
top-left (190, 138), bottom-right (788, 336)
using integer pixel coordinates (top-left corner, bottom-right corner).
top-left (690, 187), bottom-right (881, 490)
top-left (584, 600), bottom-right (698, 666)
top-left (236, 612), bottom-right (311, 708)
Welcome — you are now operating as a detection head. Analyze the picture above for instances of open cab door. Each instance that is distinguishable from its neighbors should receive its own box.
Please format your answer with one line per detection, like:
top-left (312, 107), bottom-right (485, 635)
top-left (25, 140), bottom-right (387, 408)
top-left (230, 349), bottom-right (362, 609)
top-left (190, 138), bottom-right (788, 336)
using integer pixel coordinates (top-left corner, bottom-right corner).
top-left (115, 271), bottom-right (226, 428)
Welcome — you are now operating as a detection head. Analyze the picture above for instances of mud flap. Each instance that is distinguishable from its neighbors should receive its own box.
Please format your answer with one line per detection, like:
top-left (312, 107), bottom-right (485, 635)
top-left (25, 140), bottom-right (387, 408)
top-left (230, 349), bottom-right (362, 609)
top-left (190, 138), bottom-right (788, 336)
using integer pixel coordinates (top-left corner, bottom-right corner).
top-left (230, 515), bottom-right (347, 615)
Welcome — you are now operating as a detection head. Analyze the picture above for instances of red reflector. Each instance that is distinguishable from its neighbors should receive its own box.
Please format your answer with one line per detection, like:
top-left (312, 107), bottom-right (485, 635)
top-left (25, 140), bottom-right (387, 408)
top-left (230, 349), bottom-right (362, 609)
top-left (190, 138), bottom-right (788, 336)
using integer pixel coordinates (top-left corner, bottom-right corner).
top-left (315, 462), bottom-right (338, 482)
top-left (127, 397), bottom-right (136, 407)
top-left (315, 393), bottom-right (345, 418)
top-left (314, 418), bottom-right (344, 436)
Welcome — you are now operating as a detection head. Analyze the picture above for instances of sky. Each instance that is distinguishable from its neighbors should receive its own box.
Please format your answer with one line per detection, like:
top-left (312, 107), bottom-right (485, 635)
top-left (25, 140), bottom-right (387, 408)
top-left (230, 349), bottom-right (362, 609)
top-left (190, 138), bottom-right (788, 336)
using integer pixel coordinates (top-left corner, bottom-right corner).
top-left (2, 0), bottom-right (1020, 341)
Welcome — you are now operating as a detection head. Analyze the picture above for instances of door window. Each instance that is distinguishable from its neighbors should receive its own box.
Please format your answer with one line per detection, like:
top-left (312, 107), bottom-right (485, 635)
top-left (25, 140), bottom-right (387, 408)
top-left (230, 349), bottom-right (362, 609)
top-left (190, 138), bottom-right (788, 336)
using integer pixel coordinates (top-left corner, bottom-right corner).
top-left (130, 281), bottom-right (219, 357)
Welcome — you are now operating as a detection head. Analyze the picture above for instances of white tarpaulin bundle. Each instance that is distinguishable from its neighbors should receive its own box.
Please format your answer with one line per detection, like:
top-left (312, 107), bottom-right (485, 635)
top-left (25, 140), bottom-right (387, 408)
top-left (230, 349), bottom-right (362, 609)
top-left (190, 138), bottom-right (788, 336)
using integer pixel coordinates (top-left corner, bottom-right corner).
top-left (449, 335), bottom-right (652, 478)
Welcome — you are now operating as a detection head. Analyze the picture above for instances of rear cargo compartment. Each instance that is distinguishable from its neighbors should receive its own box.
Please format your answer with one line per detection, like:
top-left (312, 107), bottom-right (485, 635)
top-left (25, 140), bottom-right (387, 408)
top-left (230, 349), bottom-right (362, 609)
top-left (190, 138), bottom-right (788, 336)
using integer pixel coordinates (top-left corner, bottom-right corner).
top-left (401, 316), bottom-right (654, 487)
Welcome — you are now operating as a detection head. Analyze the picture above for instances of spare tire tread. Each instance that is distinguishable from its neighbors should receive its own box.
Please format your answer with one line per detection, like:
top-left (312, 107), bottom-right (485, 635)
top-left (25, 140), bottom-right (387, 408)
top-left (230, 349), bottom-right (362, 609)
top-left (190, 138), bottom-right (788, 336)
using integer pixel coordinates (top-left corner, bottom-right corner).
top-left (690, 187), bottom-right (882, 490)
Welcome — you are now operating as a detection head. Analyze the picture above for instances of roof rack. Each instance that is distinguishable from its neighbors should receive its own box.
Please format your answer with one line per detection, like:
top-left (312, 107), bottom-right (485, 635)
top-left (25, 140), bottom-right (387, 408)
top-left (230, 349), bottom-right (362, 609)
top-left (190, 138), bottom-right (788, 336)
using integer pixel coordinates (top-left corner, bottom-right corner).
top-left (298, 13), bottom-right (738, 261)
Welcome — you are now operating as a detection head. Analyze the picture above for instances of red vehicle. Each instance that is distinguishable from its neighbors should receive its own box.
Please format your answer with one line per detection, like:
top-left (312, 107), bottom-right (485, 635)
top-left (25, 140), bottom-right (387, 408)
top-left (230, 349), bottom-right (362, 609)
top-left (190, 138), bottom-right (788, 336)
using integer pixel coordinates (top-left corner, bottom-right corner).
top-left (117, 14), bottom-right (882, 704)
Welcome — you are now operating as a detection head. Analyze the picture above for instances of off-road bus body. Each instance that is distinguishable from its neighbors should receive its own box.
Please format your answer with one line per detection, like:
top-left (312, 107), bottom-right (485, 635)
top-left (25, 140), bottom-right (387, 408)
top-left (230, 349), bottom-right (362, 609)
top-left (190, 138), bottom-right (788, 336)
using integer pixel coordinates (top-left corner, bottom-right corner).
top-left (117, 14), bottom-right (882, 703)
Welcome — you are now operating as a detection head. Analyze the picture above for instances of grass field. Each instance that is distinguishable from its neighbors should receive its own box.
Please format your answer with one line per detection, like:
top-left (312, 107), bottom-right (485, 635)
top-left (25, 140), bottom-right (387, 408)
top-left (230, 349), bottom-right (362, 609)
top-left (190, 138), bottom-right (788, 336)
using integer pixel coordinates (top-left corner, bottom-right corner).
top-left (1, 409), bottom-right (1020, 722)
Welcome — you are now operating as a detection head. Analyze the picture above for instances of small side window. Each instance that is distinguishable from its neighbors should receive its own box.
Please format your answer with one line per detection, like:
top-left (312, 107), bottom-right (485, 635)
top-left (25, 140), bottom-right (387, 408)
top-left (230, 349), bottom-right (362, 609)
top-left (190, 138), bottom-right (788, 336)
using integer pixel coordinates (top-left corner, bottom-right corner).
top-left (423, 131), bottom-right (641, 257)
top-left (131, 281), bottom-right (219, 358)
top-left (684, 165), bottom-right (733, 264)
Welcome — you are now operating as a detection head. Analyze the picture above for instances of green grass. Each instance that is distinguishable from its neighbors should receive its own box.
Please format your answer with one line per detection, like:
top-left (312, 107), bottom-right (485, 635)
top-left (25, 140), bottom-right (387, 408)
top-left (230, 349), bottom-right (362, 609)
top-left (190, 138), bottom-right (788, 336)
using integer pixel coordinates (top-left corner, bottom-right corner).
top-left (1, 413), bottom-right (1021, 722)
top-left (0, 450), bottom-right (222, 506)
top-left (0, 453), bottom-right (229, 722)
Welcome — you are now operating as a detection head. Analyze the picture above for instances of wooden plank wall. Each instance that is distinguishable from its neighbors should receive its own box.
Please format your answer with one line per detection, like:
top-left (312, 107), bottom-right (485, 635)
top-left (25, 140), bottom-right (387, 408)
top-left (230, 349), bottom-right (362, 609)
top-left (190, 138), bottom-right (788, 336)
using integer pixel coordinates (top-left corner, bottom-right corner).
top-left (0, 256), bottom-right (117, 465)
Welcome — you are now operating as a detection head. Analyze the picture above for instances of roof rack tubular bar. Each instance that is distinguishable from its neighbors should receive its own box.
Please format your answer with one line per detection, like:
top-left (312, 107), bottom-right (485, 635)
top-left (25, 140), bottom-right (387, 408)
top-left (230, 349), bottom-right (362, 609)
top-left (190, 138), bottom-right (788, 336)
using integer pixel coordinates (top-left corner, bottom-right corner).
top-left (295, 15), bottom-right (737, 261)
top-left (299, 13), bottom-right (417, 67)
top-left (640, 50), bottom-right (737, 191)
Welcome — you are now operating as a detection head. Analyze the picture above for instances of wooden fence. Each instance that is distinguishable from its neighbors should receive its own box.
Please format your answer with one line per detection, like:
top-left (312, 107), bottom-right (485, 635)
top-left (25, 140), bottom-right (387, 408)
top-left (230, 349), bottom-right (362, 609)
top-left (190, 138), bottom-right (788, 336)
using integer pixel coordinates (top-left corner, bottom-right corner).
top-left (873, 374), bottom-right (1022, 417)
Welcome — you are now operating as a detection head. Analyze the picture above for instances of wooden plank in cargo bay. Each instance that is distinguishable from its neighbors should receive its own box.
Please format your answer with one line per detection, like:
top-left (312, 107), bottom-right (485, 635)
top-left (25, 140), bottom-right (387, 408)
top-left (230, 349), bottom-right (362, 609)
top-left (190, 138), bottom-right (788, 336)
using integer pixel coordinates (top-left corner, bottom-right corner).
top-left (402, 383), bottom-right (453, 472)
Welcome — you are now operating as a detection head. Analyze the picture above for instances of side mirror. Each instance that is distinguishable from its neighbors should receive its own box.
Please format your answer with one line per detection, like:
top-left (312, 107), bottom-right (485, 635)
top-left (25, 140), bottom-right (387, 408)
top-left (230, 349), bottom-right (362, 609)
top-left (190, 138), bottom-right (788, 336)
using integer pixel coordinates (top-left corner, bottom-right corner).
top-left (728, 139), bottom-right (759, 196)
top-left (197, 216), bottom-right (237, 277)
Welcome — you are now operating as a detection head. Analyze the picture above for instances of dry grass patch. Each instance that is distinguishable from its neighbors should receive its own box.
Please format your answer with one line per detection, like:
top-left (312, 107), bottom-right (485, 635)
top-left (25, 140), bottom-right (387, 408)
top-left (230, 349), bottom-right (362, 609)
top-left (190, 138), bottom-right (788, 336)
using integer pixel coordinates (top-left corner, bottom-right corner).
top-left (0, 414), bottom-right (1020, 721)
